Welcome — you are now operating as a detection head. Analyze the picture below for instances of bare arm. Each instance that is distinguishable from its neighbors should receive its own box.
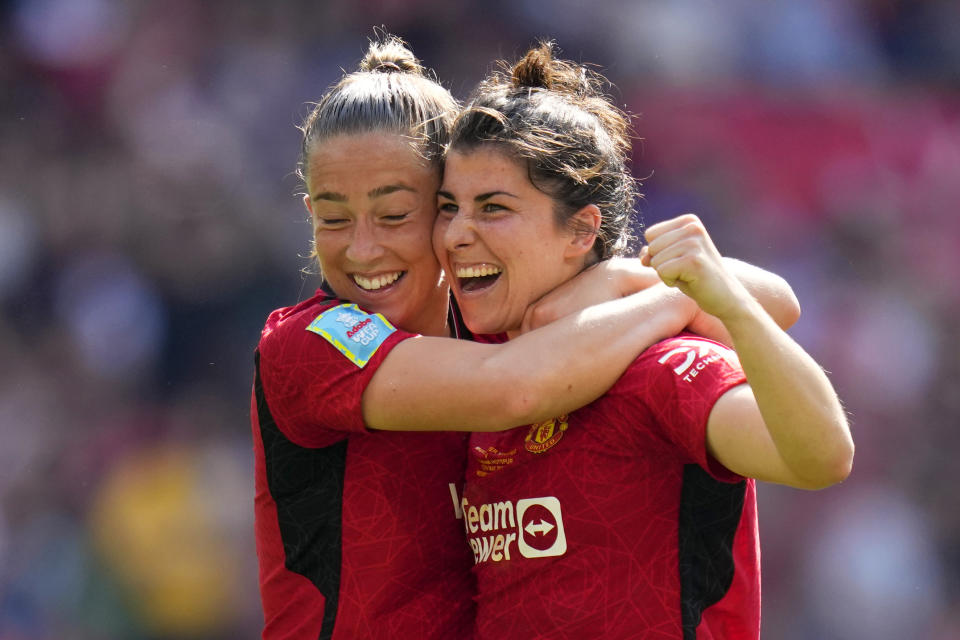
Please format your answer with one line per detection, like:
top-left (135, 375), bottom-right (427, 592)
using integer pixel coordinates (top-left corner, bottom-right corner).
top-left (682, 257), bottom-right (799, 343)
top-left (644, 214), bottom-right (853, 489)
top-left (364, 284), bottom-right (696, 431)
top-left (521, 252), bottom-right (800, 342)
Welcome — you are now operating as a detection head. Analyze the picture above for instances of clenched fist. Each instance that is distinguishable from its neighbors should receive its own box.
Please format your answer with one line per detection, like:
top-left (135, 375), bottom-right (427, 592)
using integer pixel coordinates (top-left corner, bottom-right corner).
top-left (640, 213), bottom-right (753, 322)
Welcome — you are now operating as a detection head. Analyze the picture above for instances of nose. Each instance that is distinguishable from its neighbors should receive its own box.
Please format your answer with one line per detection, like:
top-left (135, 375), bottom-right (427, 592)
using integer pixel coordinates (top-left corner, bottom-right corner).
top-left (440, 208), bottom-right (475, 253)
top-left (344, 216), bottom-right (385, 264)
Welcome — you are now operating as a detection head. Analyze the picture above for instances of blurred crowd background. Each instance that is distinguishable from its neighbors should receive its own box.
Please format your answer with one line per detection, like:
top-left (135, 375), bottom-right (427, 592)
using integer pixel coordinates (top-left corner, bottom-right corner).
top-left (1, 1), bottom-right (958, 638)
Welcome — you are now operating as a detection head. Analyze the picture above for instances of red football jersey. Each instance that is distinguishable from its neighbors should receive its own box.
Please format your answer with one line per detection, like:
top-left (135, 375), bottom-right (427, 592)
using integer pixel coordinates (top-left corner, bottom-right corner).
top-left (252, 291), bottom-right (475, 639)
top-left (461, 334), bottom-right (759, 640)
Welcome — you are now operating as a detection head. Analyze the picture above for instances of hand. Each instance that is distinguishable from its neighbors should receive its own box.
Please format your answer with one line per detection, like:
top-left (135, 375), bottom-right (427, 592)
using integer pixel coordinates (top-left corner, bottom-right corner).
top-left (641, 214), bottom-right (753, 322)
top-left (520, 257), bottom-right (662, 332)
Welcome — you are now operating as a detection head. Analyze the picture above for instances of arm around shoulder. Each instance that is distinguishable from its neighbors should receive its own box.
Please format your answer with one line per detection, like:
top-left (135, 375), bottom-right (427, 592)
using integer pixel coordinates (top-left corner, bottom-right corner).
top-left (363, 283), bottom-right (699, 432)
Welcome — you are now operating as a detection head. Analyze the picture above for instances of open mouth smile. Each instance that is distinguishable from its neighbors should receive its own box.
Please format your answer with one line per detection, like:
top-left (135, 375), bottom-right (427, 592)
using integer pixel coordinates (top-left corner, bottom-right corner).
top-left (455, 264), bottom-right (502, 293)
top-left (352, 271), bottom-right (404, 291)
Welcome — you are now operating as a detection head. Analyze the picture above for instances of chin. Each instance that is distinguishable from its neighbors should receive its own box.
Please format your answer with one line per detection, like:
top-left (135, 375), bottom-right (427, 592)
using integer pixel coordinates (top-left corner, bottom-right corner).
top-left (463, 316), bottom-right (505, 337)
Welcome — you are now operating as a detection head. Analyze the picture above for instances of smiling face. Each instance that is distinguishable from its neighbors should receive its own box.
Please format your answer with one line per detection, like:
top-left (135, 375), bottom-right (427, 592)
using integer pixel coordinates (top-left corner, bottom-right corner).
top-left (304, 132), bottom-right (449, 336)
top-left (435, 146), bottom-right (593, 337)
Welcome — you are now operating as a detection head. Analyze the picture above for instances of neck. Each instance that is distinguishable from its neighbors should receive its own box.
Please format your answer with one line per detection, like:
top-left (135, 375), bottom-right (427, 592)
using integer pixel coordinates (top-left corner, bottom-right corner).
top-left (503, 259), bottom-right (590, 341)
top-left (410, 288), bottom-right (452, 338)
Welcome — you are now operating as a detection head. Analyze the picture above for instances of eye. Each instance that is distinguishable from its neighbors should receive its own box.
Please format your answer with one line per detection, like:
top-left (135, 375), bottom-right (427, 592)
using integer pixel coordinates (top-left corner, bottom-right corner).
top-left (481, 202), bottom-right (507, 213)
top-left (376, 212), bottom-right (408, 225)
top-left (315, 216), bottom-right (349, 228)
top-left (437, 201), bottom-right (458, 216)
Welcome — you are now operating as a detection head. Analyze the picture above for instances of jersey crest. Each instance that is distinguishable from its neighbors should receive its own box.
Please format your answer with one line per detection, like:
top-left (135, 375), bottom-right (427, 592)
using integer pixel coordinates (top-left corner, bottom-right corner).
top-left (306, 303), bottom-right (396, 368)
top-left (524, 414), bottom-right (568, 453)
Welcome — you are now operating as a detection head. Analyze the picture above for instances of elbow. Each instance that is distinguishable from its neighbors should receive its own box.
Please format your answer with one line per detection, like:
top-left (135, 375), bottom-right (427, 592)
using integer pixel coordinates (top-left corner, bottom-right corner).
top-left (473, 376), bottom-right (548, 432)
top-left (797, 437), bottom-right (855, 490)
top-left (499, 374), bottom-right (571, 430)
top-left (503, 388), bottom-right (548, 430)
top-left (777, 284), bottom-right (802, 330)
top-left (822, 416), bottom-right (856, 486)
top-left (785, 295), bottom-right (801, 329)
top-left (808, 454), bottom-right (853, 490)
top-left (827, 437), bottom-right (855, 485)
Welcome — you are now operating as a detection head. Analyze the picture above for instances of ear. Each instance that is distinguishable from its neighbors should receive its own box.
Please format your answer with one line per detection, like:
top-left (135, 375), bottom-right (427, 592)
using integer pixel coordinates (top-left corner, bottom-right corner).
top-left (563, 204), bottom-right (602, 259)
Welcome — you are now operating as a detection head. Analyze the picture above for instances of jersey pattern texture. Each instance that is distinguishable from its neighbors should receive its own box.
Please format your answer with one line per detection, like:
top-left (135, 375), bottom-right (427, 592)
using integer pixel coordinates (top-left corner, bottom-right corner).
top-left (252, 291), bottom-right (475, 639)
top-left (462, 334), bottom-right (759, 640)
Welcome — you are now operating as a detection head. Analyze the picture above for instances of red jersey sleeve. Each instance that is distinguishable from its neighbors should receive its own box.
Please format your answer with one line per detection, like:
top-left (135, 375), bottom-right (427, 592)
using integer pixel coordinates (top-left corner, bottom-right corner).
top-left (256, 299), bottom-right (416, 448)
top-left (630, 333), bottom-right (747, 482)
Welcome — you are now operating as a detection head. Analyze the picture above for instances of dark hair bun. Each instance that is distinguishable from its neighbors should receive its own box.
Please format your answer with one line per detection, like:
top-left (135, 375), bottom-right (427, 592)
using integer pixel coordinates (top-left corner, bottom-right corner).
top-left (511, 42), bottom-right (554, 89)
top-left (510, 41), bottom-right (591, 97)
top-left (360, 35), bottom-right (424, 75)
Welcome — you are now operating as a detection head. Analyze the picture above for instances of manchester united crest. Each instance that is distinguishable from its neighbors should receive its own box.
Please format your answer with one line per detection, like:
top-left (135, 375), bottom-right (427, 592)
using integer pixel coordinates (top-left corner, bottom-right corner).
top-left (524, 414), bottom-right (569, 453)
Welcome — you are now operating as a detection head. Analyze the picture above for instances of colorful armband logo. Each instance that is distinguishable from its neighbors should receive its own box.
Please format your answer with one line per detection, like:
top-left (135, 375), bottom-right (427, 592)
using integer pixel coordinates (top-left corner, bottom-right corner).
top-left (306, 303), bottom-right (396, 368)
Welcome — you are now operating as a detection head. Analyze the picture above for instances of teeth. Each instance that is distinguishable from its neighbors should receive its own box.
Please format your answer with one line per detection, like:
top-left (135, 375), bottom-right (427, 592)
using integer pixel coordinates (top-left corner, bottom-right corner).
top-left (353, 272), bottom-right (402, 290)
top-left (456, 265), bottom-right (502, 278)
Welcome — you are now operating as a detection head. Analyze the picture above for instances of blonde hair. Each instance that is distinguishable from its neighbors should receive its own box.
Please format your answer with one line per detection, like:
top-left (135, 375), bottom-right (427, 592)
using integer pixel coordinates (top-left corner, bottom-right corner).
top-left (297, 34), bottom-right (458, 182)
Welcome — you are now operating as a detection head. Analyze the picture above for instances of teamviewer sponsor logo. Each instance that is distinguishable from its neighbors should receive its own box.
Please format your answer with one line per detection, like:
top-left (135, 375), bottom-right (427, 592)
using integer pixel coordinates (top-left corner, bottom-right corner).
top-left (460, 495), bottom-right (567, 564)
top-left (516, 497), bottom-right (567, 558)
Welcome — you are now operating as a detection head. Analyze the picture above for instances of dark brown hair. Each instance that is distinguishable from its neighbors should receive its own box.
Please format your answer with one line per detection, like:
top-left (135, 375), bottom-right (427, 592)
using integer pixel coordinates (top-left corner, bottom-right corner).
top-left (449, 41), bottom-right (637, 260)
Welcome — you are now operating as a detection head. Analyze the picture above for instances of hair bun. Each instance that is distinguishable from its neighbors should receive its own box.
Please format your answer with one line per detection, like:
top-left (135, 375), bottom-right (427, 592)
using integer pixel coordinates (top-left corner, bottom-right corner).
top-left (510, 40), bottom-right (593, 99)
top-left (359, 34), bottom-right (424, 75)
top-left (511, 41), bottom-right (554, 89)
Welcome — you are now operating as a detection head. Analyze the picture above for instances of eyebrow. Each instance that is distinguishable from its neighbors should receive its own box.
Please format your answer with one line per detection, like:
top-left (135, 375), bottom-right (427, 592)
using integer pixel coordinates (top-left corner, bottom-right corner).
top-left (368, 183), bottom-right (416, 199)
top-left (312, 183), bottom-right (417, 202)
top-left (437, 190), bottom-right (519, 202)
top-left (312, 190), bottom-right (347, 202)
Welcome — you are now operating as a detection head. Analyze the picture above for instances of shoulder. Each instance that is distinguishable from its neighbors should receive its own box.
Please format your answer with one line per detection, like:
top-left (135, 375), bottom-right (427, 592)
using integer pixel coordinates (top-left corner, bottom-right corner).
top-left (254, 293), bottom-right (418, 443)
top-left (259, 290), bottom-right (339, 346)
top-left (259, 291), bottom-right (413, 373)
top-left (610, 333), bottom-right (742, 401)
top-left (635, 333), bottom-right (740, 379)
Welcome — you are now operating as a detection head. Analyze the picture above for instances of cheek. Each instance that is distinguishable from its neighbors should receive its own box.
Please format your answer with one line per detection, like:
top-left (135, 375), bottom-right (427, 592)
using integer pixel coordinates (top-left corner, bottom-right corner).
top-left (312, 231), bottom-right (336, 262)
top-left (396, 223), bottom-right (440, 270)
top-left (431, 219), bottom-right (449, 260)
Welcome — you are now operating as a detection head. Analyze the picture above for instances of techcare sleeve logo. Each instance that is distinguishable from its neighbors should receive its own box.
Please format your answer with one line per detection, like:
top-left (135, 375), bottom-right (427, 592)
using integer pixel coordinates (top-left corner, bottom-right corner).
top-left (657, 339), bottom-right (736, 383)
top-left (306, 303), bottom-right (396, 368)
top-left (459, 494), bottom-right (567, 565)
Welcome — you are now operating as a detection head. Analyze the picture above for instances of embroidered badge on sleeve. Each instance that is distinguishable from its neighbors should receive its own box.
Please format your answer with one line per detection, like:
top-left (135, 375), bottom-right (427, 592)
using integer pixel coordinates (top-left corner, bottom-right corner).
top-left (306, 303), bottom-right (397, 368)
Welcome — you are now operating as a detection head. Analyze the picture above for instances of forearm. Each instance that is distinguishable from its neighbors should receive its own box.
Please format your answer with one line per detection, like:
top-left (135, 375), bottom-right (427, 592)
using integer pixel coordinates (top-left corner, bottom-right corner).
top-left (522, 256), bottom-right (798, 342)
top-left (686, 259), bottom-right (799, 345)
top-left (722, 258), bottom-right (800, 329)
top-left (722, 299), bottom-right (853, 488)
top-left (496, 284), bottom-right (695, 425)
top-left (364, 284), bottom-right (694, 431)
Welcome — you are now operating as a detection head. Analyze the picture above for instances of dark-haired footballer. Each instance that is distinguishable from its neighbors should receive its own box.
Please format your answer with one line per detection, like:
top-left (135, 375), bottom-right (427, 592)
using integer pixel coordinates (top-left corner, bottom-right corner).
top-left (437, 42), bottom-right (852, 639)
